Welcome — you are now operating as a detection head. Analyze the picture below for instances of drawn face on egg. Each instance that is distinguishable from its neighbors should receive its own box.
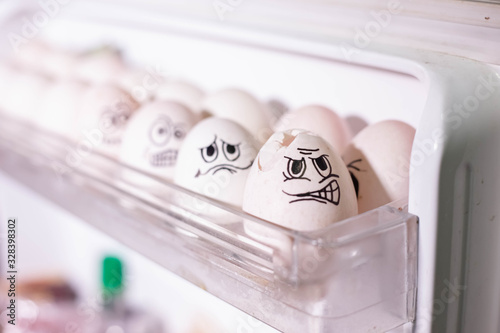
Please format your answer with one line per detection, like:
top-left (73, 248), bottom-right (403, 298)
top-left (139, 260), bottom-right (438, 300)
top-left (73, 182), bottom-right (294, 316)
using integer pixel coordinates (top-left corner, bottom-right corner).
top-left (147, 115), bottom-right (188, 167)
top-left (99, 103), bottom-right (133, 145)
top-left (120, 101), bottom-right (196, 180)
top-left (281, 147), bottom-right (340, 205)
top-left (242, 130), bottom-right (358, 231)
top-left (195, 135), bottom-right (253, 177)
top-left (174, 117), bottom-right (259, 207)
top-left (77, 85), bottom-right (139, 157)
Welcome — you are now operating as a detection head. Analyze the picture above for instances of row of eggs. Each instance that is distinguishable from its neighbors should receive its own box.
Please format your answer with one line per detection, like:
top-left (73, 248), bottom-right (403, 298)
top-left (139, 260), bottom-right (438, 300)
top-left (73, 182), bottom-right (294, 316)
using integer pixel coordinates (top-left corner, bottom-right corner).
top-left (0, 42), bottom-right (415, 233)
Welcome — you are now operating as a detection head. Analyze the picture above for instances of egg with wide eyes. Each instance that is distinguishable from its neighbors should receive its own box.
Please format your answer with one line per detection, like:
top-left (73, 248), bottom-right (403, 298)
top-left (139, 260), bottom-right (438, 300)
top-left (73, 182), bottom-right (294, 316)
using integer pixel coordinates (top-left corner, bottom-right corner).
top-left (243, 129), bottom-right (358, 231)
top-left (120, 100), bottom-right (197, 181)
top-left (200, 88), bottom-right (272, 144)
top-left (274, 105), bottom-right (352, 152)
top-left (342, 120), bottom-right (415, 213)
top-left (74, 84), bottom-right (140, 158)
top-left (174, 117), bottom-right (259, 208)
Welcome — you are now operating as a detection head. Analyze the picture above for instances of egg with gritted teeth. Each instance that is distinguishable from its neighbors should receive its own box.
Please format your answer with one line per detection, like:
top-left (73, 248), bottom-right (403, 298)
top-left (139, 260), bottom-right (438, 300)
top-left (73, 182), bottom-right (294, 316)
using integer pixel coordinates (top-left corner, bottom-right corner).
top-left (74, 84), bottom-right (140, 159)
top-left (120, 100), bottom-right (197, 181)
top-left (342, 120), bottom-right (415, 213)
top-left (174, 117), bottom-right (258, 208)
top-left (243, 129), bottom-right (358, 232)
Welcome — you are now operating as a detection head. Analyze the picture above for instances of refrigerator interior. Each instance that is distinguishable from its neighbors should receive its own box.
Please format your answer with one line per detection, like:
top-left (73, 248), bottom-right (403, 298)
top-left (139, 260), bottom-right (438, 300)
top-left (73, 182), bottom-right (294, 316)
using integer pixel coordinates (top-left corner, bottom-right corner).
top-left (0, 0), bottom-right (499, 332)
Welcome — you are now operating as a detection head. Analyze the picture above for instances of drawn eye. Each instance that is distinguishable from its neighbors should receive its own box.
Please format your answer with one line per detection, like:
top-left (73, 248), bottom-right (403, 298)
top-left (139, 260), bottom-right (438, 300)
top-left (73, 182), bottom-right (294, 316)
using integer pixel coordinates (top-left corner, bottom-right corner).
top-left (286, 158), bottom-right (306, 179)
top-left (149, 119), bottom-right (172, 146)
top-left (99, 112), bottom-right (115, 130)
top-left (312, 155), bottom-right (332, 177)
top-left (200, 140), bottom-right (218, 163)
top-left (173, 125), bottom-right (186, 140)
top-left (222, 141), bottom-right (240, 161)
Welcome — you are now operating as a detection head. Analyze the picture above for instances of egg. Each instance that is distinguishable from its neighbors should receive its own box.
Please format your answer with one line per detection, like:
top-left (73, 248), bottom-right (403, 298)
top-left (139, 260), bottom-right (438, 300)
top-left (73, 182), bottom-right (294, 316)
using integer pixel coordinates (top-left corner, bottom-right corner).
top-left (174, 117), bottom-right (258, 209)
top-left (200, 88), bottom-right (272, 144)
top-left (155, 81), bottom-right (205, 115)
top-left (274, 105), bottom-right (352, 152)
top-left (74, 46), bottom-right (126, 84)
top-left (3, 69), bottom-right (50, 122)
top-left (37, 79), bottom-right (87, 139)
top-left (243, 129), bottom-right (358, 232)
top-left (342, 120), bottom-right (415, 213)
top-left (43, 49), bottom-right (78, 80)
top-left (74, 84), bottom-right (139, 158)
top-left (120, 100), bottom-right (197, 183)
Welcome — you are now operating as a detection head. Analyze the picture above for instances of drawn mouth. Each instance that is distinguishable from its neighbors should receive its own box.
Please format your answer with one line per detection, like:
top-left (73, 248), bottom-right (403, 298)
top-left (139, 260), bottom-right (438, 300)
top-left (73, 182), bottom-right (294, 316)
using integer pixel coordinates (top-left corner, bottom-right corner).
top-left (195, 161), bottom-right (253, 178)
top-left (149, 149), bottom-right (178, 167)
top-left (283, 180), bottom-right (340, 205)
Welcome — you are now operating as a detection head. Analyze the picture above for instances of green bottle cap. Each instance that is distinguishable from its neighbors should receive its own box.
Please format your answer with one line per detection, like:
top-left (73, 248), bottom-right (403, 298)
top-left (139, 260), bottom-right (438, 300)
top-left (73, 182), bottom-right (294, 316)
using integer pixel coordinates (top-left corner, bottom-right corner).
top-left (102, 256), bottom-right (123, 296)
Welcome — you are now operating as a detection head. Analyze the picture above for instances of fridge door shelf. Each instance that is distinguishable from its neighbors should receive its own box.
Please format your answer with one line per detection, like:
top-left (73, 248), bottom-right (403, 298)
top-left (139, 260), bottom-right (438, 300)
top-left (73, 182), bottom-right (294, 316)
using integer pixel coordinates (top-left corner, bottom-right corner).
top-left (0, 114), bottom-right (418, 333)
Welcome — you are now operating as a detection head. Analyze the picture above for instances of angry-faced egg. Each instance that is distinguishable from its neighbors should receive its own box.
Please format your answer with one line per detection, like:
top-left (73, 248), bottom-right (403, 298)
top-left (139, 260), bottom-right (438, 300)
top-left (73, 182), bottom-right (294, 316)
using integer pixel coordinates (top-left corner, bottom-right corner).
top-left (243, 129), bottom-right (358, 232)
top-left (174, 117), bottom-right (258, 209)
top-left (342, 120), bottom-right (415, 213)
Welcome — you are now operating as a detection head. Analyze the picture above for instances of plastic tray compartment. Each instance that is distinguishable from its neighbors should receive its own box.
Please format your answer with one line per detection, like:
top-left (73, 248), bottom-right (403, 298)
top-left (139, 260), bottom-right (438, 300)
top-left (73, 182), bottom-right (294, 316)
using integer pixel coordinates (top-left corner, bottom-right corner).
top-left (0, 115), bottom-right (417, 332)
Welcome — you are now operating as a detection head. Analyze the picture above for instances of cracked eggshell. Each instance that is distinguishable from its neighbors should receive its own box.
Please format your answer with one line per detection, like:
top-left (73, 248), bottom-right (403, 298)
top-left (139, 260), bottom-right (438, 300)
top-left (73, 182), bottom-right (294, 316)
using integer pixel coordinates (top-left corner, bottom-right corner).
top-left (342, 120), bottom-right (415, 213)
top-left (174, 117), bottom-right (258, 208)
top-left (201, 88), bottom-right (272, 144)
top-left (274, 105), bottom-right (352, 152)
top-left (74, 84), bottom-right (140, 159)
top-left (155, 81), bottom-right (205, 115)
top-left (243, 129), bottom-right (358, 232)
top-left (120, 100), bottom-right (197, 182)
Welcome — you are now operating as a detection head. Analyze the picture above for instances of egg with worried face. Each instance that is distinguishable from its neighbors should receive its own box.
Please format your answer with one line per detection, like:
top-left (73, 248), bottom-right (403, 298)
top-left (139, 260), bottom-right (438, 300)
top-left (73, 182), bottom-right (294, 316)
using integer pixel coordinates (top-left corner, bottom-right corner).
top-left (120, 100), bottom-right (197, 181)
top-left (174, 117), bottom-right (258, 208)
top-left (243, 129), bottom-right (358, 231)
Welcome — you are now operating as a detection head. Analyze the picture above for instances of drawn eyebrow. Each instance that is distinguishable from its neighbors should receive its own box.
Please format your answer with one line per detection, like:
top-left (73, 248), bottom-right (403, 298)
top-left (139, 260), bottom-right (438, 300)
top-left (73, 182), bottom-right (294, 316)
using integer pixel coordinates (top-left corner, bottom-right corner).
top-left (298, 148), bottom-right (319, 155)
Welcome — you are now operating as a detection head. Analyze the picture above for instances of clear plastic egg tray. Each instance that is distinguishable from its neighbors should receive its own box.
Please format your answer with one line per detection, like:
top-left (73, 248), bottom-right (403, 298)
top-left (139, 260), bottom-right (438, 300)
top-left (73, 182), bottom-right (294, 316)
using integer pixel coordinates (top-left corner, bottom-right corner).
top-left (0, 111), bottom-right (417, 332)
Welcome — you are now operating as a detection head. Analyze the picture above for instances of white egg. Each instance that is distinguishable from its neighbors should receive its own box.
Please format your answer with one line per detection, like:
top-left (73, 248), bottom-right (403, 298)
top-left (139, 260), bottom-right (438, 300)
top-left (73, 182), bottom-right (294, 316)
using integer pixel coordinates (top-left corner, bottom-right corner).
top-left (43, 49), bottom-right (78, 80)
top-left (3, 69), bottom-right (50, 122)
top-left (37, 79), bottom-right (87, 139)
top-left (342, 120), bottom-right (416, 213)
top-left (74, 47), bottom-right (126, 84)
top-left (174, 117), bottom-right (258, 209)
top-left (120, 100), bottom-right (197, 183)
top-left (275, 105), bottom-right (352, 153)
top-left (118, 67), bottom-right (160, 104)
top-left (14, 41), bottom-right (52, 73)
top-left (243, 129), bottom-right (358, 232)
top-left (155, 81), bottom-right (204, 115)
top-left (201, 88), bottom-right (272, 144)
top-left (74, 84), bottom-right (139, 159)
